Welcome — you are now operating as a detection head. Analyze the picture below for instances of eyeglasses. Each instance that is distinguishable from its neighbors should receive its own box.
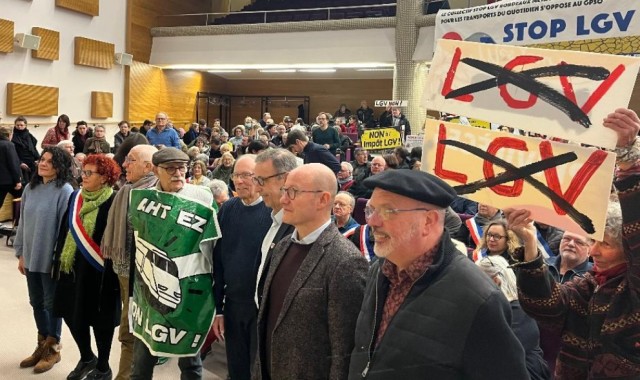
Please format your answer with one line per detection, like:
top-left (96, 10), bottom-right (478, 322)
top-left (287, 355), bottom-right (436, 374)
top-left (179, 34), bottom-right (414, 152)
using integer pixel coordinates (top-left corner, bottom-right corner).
top-left (486, 233), bottom-right (506, 241)
top-left (561, 236), bottom-right (591, 248)
top-left (81, 170), bottom-right (98, 177)
top-left (252, 172), bottom-right (287, 186)
top-left (231, 172), bottom-right (254, 181)
top-left (280, 187), bottom-right (323, 200)
top-left (159, 165), bottom-right (187, 175)
top-left (333, 202), bottom-right (351, 208)
top-left (364, 206), bottom-right (433, 221)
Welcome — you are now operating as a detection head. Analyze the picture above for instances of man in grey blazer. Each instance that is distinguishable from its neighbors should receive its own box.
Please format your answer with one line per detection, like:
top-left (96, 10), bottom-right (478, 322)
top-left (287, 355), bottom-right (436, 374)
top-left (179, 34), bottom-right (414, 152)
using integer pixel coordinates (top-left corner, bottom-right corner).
top-left (253, 163), bottom-right (368, 380)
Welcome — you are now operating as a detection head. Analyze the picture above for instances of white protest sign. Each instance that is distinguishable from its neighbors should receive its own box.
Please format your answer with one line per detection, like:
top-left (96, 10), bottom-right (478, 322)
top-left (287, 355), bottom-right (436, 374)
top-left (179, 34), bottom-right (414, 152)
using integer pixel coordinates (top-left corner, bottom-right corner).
top-left (434, 0), bottom-right (640, 47)
top-left (374, 100), bottom-right (408, 107)
top-left (421, 39), bottom-right (640, 149)
top-left (423, 119), bottom-right (616, 240)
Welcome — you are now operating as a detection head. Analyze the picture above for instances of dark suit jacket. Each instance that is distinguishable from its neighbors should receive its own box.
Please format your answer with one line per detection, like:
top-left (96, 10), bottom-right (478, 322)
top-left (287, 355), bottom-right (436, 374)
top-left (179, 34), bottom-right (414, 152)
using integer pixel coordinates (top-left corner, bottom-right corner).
top-left (256, 221), bottom-right (295, 307)
top-left (302, 142), bottom-right (341, 174)
top-left (253, 224), bottom-right (368, 380)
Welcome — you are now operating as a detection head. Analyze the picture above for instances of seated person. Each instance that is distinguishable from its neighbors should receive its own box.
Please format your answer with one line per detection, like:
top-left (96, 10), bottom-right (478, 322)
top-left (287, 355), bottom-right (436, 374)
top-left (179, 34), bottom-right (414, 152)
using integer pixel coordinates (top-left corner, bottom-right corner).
top-left (350, 148), bottom-right (370, 183)
top-left (338, 162), bottom-right (355, 191)
top-left (332, 191), bottom-right (359, 237)
top-left (345, 115), bottom-right (359, 134)
top-left (472, 219), bottom-right (520, 263)
top-left (455, 203), bottom-right (502, 249)
top-left (349, 156), bottom-right (386, 199)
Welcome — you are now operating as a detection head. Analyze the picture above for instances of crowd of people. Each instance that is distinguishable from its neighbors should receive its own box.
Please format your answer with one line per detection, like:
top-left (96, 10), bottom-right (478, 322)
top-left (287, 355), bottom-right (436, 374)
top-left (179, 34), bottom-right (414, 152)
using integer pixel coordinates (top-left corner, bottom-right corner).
top-left (2, 104), bottom-right (639, 380)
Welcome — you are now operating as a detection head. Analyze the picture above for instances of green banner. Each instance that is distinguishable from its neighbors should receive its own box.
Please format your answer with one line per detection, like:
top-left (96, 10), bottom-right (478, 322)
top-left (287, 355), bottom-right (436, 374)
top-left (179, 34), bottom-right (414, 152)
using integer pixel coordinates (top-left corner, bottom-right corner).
top-left (129, 189), bottom-right (220, 357)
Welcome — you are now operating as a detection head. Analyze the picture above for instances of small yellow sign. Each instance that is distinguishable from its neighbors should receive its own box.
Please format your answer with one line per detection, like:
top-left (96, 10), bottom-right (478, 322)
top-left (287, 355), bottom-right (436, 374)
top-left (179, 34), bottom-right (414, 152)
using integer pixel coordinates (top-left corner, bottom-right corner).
top-left (361, 128), bottom-right (402, 150)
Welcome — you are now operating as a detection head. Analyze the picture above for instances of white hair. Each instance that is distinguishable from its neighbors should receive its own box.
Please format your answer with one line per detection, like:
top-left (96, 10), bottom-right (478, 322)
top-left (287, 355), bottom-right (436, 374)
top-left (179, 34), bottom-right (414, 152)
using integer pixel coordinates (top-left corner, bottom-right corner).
top-left (477, 256), bottom-right (518, 302)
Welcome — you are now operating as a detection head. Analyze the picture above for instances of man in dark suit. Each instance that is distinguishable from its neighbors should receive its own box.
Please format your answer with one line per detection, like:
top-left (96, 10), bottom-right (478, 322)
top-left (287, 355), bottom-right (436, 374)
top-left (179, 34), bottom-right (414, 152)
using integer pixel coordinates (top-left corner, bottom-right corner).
top-left (285, 129), bottom-right (341, 174)
top-left (253, 149), bottom-right (299, 307)
top-left (253, 163), bottom-right (368, 380)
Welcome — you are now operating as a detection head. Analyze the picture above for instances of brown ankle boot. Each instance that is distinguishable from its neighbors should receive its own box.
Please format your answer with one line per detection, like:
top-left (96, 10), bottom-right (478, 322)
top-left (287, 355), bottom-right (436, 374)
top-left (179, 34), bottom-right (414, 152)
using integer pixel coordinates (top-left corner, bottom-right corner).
top-left (33, 336), bottom-right (61, 373)
top-left (20, 334), bottom-right (46, 368)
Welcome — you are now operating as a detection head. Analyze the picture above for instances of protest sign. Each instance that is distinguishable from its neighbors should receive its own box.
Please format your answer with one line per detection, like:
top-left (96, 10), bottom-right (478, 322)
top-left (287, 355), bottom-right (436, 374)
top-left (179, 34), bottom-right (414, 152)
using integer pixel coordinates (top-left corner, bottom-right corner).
top-left (361, 128), bottom-right (402, 150)
top-left (404, 135), bottom-right (424, 150)
top-left (129, 189), bottom-right (220, 357)
top-left (374, 100), bottom-right (408, 107)
top-left (434, 0), bottom-right (640, 48)
top-left (422, 39), bottom-right (640, 149)
top-left (423, 119), bottom-right (616, 240)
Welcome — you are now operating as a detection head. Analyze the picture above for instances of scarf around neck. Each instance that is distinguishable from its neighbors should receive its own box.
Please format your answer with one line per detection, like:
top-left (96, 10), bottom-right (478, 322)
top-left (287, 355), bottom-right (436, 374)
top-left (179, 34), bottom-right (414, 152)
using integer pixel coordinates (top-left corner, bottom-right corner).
top-left (593, 262), bottom-right (628, 286)
top-left (60, 186), bottom-right (113, 273)
top-left (101, 173), bottom-right (157, 264)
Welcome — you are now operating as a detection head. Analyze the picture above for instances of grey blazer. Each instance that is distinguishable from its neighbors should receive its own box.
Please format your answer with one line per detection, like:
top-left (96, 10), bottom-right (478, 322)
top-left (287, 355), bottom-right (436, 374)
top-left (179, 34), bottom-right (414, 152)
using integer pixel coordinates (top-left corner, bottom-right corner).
top-left (253, 224), bottom-right (368, 380)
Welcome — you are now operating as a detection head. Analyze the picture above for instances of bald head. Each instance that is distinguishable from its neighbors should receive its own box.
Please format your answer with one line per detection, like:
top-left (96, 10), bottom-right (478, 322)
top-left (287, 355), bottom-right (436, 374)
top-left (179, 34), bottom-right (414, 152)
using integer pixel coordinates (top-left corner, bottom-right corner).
top-left (306, 163), bottom-right (337, 199)
top-left (131, 144), bottom-right (158, 162)
top-left (281, 163), bottom-right (338, 237)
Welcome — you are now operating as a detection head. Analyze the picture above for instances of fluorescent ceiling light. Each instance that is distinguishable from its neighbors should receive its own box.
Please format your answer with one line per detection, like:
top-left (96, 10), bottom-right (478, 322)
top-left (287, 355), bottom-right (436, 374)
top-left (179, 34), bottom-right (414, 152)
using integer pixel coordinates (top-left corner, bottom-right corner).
top-left (356, 68), bottom-right (394, 72)
top-left (208, 69), bottom-right (242, 73)
top-left (260, 69), bottom-right (297, 73)
top-left (162, 62), bottom-right (394, 70)
top-left (299, 69), bottom-right (336, 73)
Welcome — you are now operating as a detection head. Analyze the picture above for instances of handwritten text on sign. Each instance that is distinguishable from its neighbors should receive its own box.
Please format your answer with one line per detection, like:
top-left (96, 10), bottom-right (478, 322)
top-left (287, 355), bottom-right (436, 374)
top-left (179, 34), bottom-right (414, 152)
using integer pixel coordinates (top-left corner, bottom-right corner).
top-left (423, 119), bottom-right (615, 240)
top-left (421, 39), bottom-right (640, 149)
top-left (361, 128), bottom-right (402, 150)
top-left (374, 100), bottom-right (408, 107)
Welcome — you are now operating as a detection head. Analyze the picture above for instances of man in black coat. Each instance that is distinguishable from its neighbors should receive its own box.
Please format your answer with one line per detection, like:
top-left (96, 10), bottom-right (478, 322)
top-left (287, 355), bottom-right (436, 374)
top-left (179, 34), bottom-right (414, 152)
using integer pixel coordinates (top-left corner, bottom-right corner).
top-left (0, 126), bottom-right (23, 206)
top-left (348, 170), bottom-right (528, 380)
top-left (285, 129), bottom-right (341, 174)
top-left (379, 106), bottom-right (412, 137)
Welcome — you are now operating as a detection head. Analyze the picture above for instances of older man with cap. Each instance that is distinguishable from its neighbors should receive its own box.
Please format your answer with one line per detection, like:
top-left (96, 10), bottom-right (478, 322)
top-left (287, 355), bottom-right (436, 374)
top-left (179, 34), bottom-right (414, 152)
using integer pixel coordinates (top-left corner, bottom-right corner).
top-left (130, 147), bottom-right (213, 380)
top-left (348, 170), bottom-right (528, 379)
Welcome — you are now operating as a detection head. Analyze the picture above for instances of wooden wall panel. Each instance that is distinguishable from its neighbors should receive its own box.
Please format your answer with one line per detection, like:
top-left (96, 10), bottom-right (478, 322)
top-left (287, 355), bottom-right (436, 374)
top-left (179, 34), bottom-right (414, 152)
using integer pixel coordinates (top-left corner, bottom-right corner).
top-left (128, 61), bottom-right (204, 126)
top-left (74, 36), bottom-right (115, 69)
top-left (222, 79), bottom-right (394, 125)
top-left (31, 27), bottom-right (60, 61)
top-left (0, 19), bottom-right (14, 53)
top-left (56, 0), bottom-right (99, 16)
top-left (128, 0), bottom-right (213, 64)
top-left (6, 83), bottom-right (59, 116)
top-left (91, 91), bottom-right (113, 118)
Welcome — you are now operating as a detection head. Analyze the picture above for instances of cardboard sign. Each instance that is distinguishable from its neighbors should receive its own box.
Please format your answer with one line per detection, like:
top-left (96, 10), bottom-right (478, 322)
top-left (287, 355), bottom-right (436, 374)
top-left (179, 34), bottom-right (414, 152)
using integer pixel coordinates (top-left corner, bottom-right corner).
top-left (423, 119), bottom-right (616, 240)
top-left (361, 128), bottom-right (402, 150)
top-left (435, 0), bottom-right (640, 48)
top-left (374, 100), bottom-right (408, 107)
top-left (404, 135), bottom-right (424, 150)
top-left (422, 39), bottom-right (640, 149)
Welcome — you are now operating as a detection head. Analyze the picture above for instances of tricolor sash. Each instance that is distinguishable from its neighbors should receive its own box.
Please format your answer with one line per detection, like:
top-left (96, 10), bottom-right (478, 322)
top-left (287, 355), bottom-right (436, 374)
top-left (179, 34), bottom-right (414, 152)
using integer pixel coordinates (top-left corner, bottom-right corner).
top-left (536, 230), bottom-right (554, 259)
top-left (68, 191), bottom-right (104, 272)
top-left (359, 225), bottom-right (375, 263)
top-left (465, 217), bottom-right (483, 246)
top-left (342, 225), bottom-right (358, 239)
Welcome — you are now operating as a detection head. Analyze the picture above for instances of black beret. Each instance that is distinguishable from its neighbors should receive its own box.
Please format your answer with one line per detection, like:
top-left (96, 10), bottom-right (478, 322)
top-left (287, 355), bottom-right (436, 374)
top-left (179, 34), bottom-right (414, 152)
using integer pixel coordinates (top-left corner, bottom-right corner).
top-left (152, 147), bottom-right (189, 166)
top-left (363, 169), bottom-right (457, 208)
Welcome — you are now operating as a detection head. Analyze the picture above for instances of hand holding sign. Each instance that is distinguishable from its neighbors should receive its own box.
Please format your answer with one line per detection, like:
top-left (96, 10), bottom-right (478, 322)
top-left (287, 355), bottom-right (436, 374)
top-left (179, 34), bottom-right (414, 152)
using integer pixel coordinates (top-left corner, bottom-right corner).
top-left (603, 108), bottom-right (640, 148)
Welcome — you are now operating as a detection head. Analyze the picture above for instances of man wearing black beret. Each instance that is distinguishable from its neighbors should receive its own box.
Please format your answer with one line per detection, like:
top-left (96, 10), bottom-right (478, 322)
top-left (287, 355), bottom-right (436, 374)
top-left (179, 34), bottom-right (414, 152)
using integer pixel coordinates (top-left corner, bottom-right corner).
top-left (348, 170), bottom-right (528, 379)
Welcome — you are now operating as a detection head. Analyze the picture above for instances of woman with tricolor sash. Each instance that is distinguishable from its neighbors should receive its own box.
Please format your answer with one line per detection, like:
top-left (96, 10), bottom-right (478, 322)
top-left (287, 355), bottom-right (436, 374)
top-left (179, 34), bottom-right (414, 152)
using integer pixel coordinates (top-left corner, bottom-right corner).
top-left (52, 154), bottom-right (121, 380)
top-left (472, 219), bottom-right (521, 264)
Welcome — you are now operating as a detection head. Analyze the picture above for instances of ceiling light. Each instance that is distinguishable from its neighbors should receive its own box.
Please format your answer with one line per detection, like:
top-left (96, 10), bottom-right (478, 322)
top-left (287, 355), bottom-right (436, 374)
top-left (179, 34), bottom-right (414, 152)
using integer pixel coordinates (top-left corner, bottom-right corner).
top-left (356, 68), bottom-right (395, 72)
top-left (161, 63), bottom-right (394, 70)
top-left (208, 69), bottom-right (242, 73)
top-left (299, 69), bottom-right (336, 73)
top-left (259, 69), bottom-right (297, 73)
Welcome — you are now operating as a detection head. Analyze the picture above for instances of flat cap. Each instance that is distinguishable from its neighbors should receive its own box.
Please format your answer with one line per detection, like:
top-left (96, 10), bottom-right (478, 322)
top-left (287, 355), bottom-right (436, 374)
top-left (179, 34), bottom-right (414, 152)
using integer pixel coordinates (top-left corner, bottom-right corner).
top-left (152, 147), bottom-right (189, 166)
top-left (363, 169), bottom-right (457, 208)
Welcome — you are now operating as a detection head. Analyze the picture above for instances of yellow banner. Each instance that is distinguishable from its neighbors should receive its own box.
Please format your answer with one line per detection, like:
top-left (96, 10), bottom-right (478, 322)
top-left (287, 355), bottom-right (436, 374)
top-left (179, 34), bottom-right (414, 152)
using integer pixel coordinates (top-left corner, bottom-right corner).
top-left (361, 128), bottom-right (402, 150)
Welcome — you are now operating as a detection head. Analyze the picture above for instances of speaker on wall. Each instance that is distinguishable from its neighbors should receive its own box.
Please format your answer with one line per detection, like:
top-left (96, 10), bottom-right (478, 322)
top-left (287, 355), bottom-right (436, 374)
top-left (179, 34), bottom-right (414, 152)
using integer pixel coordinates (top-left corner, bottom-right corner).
top-left (14, 33), bottom-right (41, 50)
top-left (115, 52), bottom-right (133, 66)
